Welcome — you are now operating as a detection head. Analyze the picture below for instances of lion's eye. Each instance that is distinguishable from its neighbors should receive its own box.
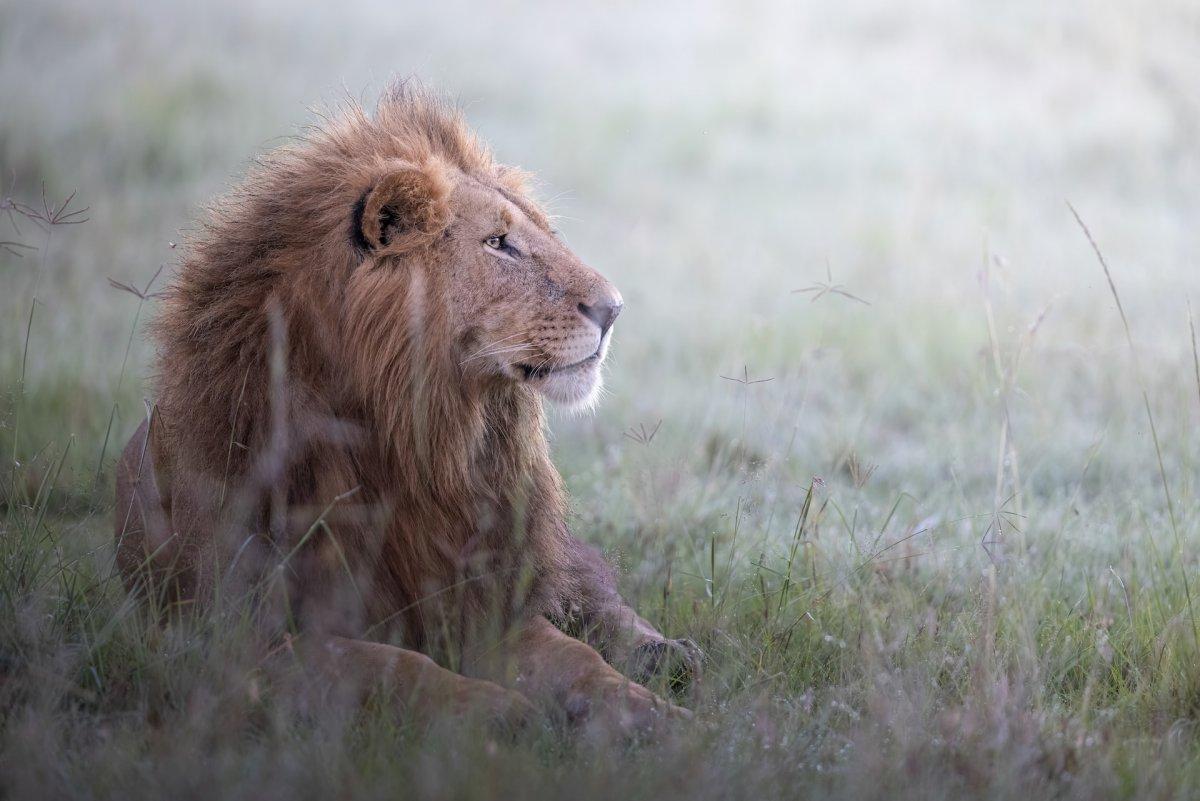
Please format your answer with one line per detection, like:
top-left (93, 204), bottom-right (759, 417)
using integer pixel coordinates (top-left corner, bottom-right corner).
top-left (484, 235), bottom-right (505, 250)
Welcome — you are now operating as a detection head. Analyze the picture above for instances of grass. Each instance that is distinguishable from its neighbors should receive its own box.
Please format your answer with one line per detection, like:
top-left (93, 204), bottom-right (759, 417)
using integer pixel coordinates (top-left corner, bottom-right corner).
top-left (3, 0), bottom-right (1200, 797)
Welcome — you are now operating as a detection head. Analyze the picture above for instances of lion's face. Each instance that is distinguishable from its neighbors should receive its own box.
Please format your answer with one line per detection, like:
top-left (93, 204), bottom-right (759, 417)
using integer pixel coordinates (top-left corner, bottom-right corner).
top-left (444, 177), bottom-right (622, 407)
top-left (352, 159), bottom-right (622, 407)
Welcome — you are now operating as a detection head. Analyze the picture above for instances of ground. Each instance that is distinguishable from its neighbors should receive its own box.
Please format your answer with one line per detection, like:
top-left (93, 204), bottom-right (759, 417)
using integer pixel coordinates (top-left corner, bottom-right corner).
top-left (2, 0), bottom-right (1200, 798)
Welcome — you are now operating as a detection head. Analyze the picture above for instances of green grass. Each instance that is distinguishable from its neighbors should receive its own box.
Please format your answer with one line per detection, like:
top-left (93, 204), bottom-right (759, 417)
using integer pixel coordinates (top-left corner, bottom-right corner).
top-left (4, 0), bottom-right (1200, 797)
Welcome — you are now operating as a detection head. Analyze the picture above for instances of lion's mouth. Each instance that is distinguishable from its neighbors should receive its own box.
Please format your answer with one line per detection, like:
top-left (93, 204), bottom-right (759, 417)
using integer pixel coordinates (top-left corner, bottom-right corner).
top-left (517, 352), bottom-right (600, 380)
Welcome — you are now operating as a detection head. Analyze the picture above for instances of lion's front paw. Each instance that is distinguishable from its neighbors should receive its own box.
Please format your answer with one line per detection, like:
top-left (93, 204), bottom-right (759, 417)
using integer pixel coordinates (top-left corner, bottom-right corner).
top-left (629, 637), bottom-right (704, 689)
top-left (571, 678), bottom-right (692, 739)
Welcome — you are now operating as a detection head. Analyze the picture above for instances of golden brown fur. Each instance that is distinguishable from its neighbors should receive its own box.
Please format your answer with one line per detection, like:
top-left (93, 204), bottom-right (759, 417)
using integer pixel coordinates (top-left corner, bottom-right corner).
top-left (114, 83), bottom-right (696, 732)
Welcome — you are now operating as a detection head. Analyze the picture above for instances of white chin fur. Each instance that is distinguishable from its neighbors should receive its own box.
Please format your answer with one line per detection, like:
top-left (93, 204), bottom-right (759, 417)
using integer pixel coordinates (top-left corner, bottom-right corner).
top-left (535, 362), bottom-right (603, 409)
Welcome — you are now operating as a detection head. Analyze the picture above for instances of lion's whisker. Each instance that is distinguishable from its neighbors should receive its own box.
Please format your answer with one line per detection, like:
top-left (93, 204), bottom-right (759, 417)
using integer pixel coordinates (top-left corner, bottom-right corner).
top-left (464, 343), bottom-right (532, 361)
top-left (460, 332), bottom-right (525, 364)
top-left (460, 342), bottom-right (533, 366)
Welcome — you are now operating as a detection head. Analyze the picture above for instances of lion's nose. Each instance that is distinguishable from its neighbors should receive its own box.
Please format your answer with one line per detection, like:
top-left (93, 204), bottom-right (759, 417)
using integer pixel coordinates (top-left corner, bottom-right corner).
top-left (577, 299), bottom-right (623, 337)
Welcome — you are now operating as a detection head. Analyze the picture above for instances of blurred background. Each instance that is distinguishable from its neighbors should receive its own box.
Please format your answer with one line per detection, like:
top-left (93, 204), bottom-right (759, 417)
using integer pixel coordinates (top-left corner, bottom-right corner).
top-left (2, 0), bottom-right (1198, 597)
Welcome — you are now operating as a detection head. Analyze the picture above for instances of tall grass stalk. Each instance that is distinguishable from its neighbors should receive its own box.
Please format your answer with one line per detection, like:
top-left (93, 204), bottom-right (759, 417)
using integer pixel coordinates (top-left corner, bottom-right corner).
top-left (93, 266), bottom-right (163, 492)
top-left (1068, 201), bottom-right (1198, 656)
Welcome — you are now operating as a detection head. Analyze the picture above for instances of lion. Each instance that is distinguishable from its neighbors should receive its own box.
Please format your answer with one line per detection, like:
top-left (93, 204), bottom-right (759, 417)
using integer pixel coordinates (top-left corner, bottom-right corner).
top-left (113, 83), bottom-right (699, 734)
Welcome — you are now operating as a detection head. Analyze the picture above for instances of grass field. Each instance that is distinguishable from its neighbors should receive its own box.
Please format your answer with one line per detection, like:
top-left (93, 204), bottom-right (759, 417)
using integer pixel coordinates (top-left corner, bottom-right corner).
top-left (3, 0), bottom-right (1200, 798)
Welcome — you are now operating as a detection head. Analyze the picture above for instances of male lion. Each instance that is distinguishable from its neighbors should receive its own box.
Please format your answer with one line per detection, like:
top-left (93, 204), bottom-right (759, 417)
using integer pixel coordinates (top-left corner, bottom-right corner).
top-left (114, 84), bottom-right (698, 733)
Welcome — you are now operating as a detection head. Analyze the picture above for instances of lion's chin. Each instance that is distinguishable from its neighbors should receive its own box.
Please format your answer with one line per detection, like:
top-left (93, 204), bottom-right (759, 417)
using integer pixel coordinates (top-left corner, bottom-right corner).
top-left (530, 360), bottom-right (603, 409)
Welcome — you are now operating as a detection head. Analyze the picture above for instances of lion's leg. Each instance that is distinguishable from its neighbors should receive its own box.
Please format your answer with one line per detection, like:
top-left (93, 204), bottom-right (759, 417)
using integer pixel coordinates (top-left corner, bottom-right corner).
top-left (476, 616), bottom-right (691, 737)
top-left (313, 636), bottom-right (536, 729)
top-left (565, 536), bottom-right (703, 687)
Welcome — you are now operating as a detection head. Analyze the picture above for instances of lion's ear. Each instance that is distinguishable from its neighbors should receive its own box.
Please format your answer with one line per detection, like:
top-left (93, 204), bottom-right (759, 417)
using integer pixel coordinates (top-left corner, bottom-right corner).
top-left (354, 160), bottom-right (451, 254)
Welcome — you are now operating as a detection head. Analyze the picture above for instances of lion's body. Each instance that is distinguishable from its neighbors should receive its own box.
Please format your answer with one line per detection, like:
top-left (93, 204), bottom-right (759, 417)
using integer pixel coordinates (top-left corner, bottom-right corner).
top-left (114, 85), bottom-right (696, 731)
